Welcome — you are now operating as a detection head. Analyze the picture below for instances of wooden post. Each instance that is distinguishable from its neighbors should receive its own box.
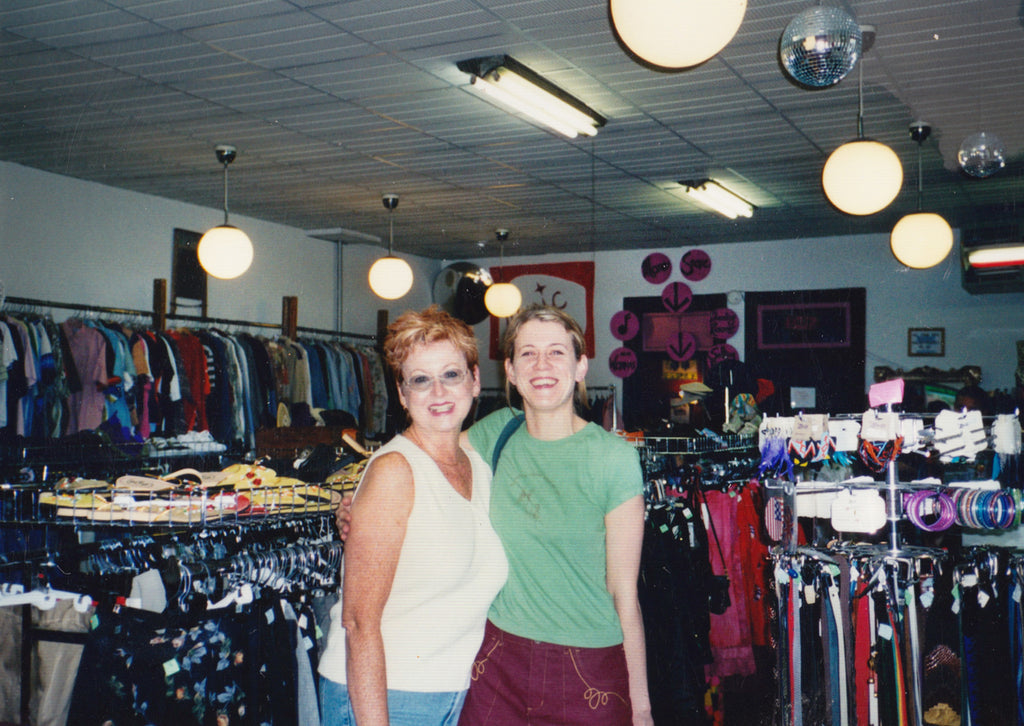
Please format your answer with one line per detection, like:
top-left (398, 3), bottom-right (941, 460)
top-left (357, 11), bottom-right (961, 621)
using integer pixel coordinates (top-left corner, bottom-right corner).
top-left (153, 278), bottom-right (167, 331)
top-left (282, 296), bottom-right (298, 338)
top-left (376, 309), bottom-right (389, 348)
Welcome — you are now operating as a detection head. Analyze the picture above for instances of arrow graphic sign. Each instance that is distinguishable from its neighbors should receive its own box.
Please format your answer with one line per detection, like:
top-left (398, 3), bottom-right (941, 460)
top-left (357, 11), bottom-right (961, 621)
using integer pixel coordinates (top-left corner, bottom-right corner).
top-left (666, 331), bottom-right (697, 362)
top-left (661, 282), bottom-right (692, 313)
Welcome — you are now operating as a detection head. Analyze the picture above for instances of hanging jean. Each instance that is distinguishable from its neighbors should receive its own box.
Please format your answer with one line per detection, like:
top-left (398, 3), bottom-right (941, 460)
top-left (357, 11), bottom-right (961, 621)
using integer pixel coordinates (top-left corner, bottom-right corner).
top-left (318, 678), bottom-right (466, 726)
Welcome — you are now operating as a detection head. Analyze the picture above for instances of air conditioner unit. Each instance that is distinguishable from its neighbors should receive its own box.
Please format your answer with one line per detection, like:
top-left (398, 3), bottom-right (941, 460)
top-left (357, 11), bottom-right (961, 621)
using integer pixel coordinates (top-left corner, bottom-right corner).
top-left (961, 224), bottom-right (1024, 294)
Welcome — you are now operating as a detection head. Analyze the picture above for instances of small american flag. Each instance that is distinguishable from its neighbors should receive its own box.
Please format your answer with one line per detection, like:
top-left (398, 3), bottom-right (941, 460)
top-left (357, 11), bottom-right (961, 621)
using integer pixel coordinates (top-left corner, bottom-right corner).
top-left (765, 496), bottom-right (787, 542)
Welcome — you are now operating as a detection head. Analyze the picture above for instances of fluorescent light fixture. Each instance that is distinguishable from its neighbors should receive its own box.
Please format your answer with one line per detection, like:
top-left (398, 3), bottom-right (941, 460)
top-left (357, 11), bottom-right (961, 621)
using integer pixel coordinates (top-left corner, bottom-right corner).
top-left (457, 55), bottom-right (606, 139)
top-left (965, 243), bottom-right (1024, 268)
top-left (679, 179), bottom-right (754, 219)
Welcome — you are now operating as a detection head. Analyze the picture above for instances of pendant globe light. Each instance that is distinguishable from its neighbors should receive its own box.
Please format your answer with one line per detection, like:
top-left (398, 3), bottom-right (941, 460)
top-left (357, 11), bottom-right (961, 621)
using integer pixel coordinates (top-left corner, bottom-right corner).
top-left (368, 193), bottom-right (414, 300)
top-left (890, 122), bottom-right (954, 269)
top-left (610, 0), bottom-right (746, 69)
top-left (484, 229), bottom-right (521, 318)
top-left (821, 29), bottom-right (903, 216)
top-left (197, 144), bottom-right (254, 280)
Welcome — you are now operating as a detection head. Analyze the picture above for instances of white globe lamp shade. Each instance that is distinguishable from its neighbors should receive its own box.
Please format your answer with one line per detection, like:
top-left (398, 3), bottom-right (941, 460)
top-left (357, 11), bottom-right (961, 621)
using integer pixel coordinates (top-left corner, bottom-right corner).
top-left (368, 256), bottom-right (414, 300)
top-left (197, 225), bottom-right (254, 280)
top-left (610, 0), bottom-right (747, 69)
top-left (484, 282), bottom-right (522, 318)
top-left (890, 213), bottom-right (954, 269)
top-left (822, 139), bottom-right (903, 215)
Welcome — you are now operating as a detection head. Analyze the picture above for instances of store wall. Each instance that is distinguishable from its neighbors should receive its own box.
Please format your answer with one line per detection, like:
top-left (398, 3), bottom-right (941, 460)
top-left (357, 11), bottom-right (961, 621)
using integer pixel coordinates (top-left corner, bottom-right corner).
top-left (4, 161), bottom-right (1022, 409)
top-left (476, 242), bottom-right (1024, 400)
top-left (1, 161), bottom-right (436, 333)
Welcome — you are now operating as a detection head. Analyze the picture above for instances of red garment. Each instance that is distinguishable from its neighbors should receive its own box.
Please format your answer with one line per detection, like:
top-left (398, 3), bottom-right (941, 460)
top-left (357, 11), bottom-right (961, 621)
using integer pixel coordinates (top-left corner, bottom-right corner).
top-left (703, 483), bottom-right (771, 679)
top-left (854, 580), bottom-right (873, 726)
top-left (168, 330), bottom-right (211, 432)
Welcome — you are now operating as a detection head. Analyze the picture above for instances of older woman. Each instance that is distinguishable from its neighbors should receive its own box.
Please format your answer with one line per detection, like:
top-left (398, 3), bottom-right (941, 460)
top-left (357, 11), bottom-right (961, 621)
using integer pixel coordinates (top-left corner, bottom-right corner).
top-left (318, 306), bottom-right (508, 726)
top-left (334, 305), bottom-right (652, 726)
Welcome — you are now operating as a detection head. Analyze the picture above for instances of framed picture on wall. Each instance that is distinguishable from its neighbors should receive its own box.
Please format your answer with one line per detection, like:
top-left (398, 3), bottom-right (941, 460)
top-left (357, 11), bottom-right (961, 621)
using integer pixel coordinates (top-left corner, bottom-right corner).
top-left (172, 228), bottom-right (208, 317)
top-left (908, 327), bottom-right (945, 357)
top-left (756, 301), bottom-right (851, 350)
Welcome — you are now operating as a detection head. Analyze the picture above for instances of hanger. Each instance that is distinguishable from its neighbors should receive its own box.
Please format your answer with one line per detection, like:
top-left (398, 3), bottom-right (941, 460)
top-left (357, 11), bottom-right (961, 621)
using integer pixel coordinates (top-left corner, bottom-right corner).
top-left (0, 582), bottom-right (92, 612)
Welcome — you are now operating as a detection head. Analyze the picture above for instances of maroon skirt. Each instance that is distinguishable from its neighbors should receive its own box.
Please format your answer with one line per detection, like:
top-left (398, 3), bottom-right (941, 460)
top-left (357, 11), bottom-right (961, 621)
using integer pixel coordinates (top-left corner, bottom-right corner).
top-left (457, 620), bottom-right (633, 726)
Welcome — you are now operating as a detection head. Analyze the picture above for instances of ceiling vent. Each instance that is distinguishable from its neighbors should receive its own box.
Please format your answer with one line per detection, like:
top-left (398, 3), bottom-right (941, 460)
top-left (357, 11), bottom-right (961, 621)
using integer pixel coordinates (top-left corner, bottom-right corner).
top-left (961, 222), bottom-right (1024, 294)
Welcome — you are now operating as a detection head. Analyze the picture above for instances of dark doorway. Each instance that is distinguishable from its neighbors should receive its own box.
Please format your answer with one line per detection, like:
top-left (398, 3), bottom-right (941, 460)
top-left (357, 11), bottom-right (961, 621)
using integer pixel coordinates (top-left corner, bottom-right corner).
top-left (743, 288), bottom-right (866, 416)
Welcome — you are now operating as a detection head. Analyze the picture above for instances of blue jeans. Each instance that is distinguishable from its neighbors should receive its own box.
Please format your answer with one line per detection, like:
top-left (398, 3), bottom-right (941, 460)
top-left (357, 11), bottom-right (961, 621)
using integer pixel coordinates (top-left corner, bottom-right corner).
top-left (319, 676), bottom-right (467, 726)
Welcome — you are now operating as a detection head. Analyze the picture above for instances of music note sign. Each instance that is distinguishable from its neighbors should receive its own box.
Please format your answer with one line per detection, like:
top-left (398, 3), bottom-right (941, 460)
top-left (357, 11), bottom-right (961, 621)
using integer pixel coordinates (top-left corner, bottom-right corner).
top-left (610, 310), bottom-right (640, 341)
top-left (666, 331), bottom-right (697, 362)
top-left (661, 282), bottom-right (692, 313)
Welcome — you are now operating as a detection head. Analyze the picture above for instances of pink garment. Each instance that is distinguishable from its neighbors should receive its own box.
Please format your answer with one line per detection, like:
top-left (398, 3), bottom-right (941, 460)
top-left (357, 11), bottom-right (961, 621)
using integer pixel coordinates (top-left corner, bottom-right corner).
top-left (703, 483), bottom-right (771, 679)
top-left (138, 378), bottom-right (152, 439)
top-left (60, 319), bottom-right (109, 433)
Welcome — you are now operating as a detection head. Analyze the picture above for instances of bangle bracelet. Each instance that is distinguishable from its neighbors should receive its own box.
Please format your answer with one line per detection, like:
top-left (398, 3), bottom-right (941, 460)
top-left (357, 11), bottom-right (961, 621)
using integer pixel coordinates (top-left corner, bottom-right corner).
top-left (904, 490), bottom-right (956, 532)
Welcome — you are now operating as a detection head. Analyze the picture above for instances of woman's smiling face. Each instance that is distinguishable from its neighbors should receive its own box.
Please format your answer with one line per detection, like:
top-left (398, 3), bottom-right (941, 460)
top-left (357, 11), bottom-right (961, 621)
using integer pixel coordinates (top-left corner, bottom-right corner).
top-left (505, 319), bottom-right (587, 413)
top-left (399, 340), bottom-right (479, 433)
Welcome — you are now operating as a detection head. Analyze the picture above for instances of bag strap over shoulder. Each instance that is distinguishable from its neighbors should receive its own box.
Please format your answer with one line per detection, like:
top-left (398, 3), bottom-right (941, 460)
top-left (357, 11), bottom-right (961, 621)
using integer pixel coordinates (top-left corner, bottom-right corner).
top-left (491, 413), bottom-right (525, 471)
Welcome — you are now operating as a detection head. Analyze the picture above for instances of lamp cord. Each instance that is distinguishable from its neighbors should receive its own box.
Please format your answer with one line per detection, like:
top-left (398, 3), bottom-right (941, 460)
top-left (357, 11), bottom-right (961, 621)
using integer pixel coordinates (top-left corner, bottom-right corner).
top-left (856, 56), bottom-right (865, 139)
top-left (915, 140), bottom-right (923, 212)
top-left (222, 161), bottom-right (231, 225)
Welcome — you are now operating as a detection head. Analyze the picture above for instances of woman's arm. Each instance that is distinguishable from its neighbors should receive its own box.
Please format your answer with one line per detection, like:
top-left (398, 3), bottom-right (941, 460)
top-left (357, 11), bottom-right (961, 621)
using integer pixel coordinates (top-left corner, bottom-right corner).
top-left (605, 494), bottom-right (654, 726)
top-left (341, 452), bottom-right (414, 726)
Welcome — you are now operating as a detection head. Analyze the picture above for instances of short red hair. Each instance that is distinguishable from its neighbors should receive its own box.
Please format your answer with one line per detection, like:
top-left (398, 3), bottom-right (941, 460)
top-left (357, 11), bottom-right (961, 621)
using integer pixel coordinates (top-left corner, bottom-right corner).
top-left (383, 305), bottom-right (480, 383)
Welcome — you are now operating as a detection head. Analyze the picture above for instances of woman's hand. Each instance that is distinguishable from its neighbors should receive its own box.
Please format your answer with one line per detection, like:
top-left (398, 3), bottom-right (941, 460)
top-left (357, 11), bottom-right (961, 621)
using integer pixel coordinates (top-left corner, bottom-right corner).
top-left (335, 493), bottom-right (353, 541)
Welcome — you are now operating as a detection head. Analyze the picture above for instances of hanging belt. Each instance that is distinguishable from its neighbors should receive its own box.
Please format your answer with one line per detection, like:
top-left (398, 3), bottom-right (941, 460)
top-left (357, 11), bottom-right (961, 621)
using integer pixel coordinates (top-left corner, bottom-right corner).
top-left (854, 576), bottom-right (874, 726)
top-left (774, 563), bottom-right (790, 726)
top-left (818, 573), bottom-right (837, 726)
top-left (826, 571), bottom-right (849, 726)
top-left (869, 590), bottom-right (880, 726)
top-left (905, 576), bottom-right (925, 726)
top-left (835, 555), bottom-right (855, 726)
top-left (883, 570), bottom-right (909, 726)
top-left (1012, 566), bottom-right (1024, 725)
top-left (791, 568), bottom-right (803, 726)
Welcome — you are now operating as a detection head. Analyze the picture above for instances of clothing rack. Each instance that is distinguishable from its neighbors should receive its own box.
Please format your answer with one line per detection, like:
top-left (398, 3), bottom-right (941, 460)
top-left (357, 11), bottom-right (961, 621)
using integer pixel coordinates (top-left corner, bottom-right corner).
top-left (760, 405), bottom-right (1022, 726)
top-left (3, 284), bottom-right (387, 473)
top-left (0, 511), bottom-right (341, 726)
top-left (4, 278), bottom-right (376, 342)
top-left (773, 541), bottom-right (1024, 726)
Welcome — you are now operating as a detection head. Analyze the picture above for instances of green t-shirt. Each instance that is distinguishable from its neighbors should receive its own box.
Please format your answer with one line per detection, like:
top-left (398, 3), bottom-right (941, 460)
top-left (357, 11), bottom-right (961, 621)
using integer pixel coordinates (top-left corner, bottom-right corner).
top-left (469, 407), bottom-right (643, 647)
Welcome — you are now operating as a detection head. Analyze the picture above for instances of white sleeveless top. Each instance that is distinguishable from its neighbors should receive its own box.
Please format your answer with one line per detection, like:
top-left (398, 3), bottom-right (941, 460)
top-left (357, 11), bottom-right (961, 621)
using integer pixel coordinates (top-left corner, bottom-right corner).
top-left (319, 434), bottom-right (508, 692)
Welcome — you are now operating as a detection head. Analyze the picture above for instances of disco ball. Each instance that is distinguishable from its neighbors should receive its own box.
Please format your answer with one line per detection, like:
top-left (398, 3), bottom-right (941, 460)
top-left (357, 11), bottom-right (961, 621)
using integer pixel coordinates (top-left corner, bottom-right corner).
top-left (958, 131), bottom-right (1007, 178)
top-left (780, 6), bottom-right (862, 88)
